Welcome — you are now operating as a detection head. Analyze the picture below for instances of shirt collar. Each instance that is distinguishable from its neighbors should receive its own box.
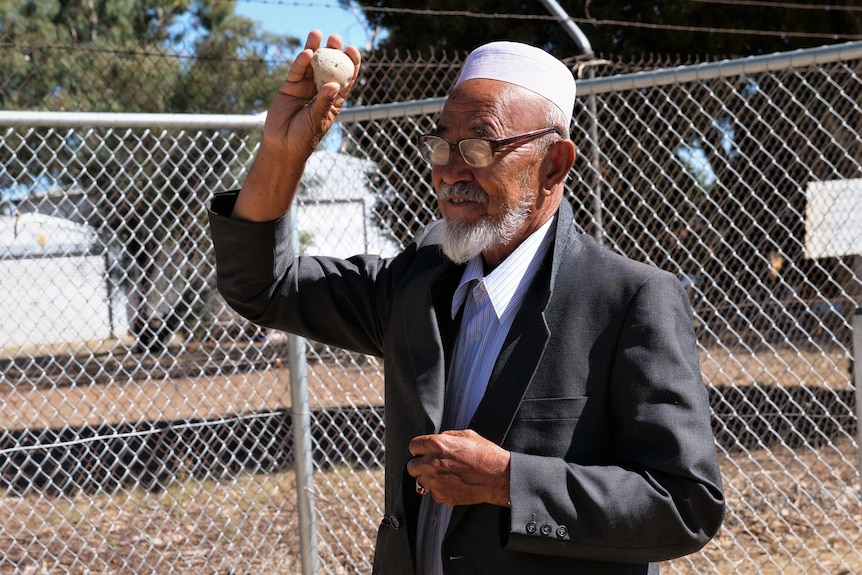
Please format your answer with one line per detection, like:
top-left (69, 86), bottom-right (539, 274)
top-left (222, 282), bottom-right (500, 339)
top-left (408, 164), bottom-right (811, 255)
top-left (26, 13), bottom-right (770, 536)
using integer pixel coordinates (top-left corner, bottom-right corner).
top-left (451, 215), bottom-right (556, 320)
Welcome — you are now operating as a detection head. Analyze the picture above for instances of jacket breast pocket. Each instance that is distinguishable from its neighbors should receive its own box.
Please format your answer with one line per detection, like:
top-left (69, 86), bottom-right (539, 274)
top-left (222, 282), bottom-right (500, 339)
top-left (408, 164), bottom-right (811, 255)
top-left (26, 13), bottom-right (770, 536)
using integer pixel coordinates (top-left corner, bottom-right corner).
top-left (504, 397), bottom-right (589, 456)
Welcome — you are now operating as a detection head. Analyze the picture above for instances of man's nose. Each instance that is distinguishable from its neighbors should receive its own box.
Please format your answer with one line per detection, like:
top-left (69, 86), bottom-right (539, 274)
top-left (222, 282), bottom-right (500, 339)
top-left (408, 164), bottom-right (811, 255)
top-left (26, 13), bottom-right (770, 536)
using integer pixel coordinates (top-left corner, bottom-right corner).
top-left (435, 150), bottom-right (474, 186)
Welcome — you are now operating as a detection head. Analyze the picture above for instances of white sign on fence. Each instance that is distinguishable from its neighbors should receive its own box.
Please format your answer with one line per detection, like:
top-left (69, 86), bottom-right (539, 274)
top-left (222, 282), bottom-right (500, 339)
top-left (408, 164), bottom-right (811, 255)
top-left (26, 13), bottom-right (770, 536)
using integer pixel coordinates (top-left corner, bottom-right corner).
top-left (805, 177), bottom-right (862, 259)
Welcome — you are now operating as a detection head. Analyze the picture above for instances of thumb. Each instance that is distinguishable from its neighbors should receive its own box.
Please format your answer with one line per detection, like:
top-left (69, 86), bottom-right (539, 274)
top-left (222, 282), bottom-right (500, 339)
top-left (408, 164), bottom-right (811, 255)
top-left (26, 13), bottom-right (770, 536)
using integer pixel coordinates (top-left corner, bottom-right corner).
top-left (310, 83), bottom-right (345, 123)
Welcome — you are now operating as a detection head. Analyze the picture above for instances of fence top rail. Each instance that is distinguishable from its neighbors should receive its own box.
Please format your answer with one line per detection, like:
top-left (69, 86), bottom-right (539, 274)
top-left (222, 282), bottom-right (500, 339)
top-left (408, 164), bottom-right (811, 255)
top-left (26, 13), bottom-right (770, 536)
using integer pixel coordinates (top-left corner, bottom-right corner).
top-left (0, 98), bottom-right (450, 128)
top-left (1, 40), bottom-right (860, 129)
top-left (0, 111), bottom-right (267, 130)
top-left (581, 40), bottom-right (862, 96)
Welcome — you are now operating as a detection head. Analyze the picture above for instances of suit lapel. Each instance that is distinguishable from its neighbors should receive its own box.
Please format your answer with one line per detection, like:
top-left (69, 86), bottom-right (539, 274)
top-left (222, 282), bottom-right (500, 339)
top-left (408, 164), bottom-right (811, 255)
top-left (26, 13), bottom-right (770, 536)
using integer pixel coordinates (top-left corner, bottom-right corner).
top-left (403, 259), bottom-right (464, 432)
top-left (433, 264), bottom-right (465, 377)
top-left (468, 201), bottom-right (577, 444)
top-left (467, 254), bottom-right (553, 445)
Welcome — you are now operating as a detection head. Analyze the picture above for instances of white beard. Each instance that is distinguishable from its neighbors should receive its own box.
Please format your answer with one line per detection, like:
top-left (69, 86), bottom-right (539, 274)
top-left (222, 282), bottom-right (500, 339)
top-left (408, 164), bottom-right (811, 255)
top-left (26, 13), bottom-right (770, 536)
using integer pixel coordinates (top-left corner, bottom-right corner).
top-left (438, 182), bottom-right (534, 264)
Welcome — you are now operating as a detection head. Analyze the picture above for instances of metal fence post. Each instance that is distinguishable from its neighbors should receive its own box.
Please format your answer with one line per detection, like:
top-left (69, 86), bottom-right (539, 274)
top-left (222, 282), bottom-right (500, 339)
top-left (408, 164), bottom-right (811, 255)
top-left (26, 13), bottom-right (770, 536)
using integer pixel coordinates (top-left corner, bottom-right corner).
top-left (854, 307), bottom-right (862, 486)
top-left (538, 0), bottom-right (604, 244)
top-left (288, 206), bottom-right (317, 575)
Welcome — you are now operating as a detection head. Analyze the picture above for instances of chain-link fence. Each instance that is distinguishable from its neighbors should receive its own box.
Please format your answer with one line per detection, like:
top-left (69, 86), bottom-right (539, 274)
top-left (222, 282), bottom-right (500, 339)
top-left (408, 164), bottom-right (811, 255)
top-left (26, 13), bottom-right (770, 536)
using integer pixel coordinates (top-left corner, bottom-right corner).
top-left (2, 40), bottom-right (862, 574)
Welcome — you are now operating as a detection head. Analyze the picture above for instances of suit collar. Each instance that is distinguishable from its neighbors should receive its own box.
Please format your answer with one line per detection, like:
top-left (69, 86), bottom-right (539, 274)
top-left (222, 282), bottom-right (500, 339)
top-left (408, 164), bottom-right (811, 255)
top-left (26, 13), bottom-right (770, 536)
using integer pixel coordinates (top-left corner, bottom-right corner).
top-left (550, 198), bottom-right (578, 290)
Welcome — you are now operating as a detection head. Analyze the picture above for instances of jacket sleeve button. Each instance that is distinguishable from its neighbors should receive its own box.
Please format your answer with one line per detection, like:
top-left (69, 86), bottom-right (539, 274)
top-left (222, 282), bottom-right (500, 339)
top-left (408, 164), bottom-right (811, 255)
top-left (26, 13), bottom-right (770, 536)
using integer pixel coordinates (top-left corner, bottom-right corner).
top-left (526, 521), bottom-right (537, 534)
top-left (389, 515), bottom-right (400, 530)
top-left (539, 524), bottom-right (552, 536)
top-left (555, 525), bottom-right (568, 539)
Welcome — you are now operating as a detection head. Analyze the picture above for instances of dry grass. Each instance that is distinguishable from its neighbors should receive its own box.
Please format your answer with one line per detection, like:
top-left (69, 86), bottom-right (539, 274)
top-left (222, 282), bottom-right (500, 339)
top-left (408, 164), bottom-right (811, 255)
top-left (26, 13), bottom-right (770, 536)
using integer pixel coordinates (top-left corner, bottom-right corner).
top-left (699, 344), bottom-right (853, 390)
top-left (0, 465), bottom-right (386, 575)
top-left (1, 438), bottom-right (859, 574)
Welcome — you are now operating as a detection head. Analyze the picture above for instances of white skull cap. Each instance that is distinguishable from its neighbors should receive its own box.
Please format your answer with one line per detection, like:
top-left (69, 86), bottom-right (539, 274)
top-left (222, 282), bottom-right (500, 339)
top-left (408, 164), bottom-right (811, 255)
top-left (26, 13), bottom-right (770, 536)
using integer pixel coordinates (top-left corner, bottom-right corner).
top-left (454, 41), bottom-right (576, 124)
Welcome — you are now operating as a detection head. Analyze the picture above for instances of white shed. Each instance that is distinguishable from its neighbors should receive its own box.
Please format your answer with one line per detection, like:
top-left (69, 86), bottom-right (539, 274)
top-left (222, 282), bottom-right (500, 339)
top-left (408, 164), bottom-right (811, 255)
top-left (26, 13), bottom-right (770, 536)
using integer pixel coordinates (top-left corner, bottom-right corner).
top-left (0, 212), bottom-right (128, 349)
top-left (297, 150), bottom-right (399, 258)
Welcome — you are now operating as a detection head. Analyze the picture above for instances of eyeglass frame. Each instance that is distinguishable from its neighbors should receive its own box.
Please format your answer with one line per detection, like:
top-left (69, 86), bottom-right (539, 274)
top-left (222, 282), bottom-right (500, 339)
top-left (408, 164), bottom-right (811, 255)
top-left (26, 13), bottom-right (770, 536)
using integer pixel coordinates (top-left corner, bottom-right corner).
top-left (416, 126), bottom-right (562, 168)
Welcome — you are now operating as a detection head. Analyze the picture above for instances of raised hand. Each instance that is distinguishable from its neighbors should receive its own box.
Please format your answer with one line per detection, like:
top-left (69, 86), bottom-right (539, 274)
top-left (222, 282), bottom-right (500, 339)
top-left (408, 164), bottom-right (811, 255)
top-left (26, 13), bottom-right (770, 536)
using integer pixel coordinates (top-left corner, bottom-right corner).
top-left (262, 30), bottom-right (361, 159)
top-left (233, 30), bottom-right (361, 222)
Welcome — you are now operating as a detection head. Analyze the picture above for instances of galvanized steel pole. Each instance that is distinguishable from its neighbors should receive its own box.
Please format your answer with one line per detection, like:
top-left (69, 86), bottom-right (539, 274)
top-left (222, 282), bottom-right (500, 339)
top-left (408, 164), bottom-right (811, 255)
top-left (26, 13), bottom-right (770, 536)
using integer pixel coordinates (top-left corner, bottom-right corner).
top-left (853, 307), bottom-right (862, 487)
top-left (538, 0), bottom-right (604, 244)
top-left (538, 0), bottom-right (593, 54)
top-left (287, 206), bottom-right (317, 575)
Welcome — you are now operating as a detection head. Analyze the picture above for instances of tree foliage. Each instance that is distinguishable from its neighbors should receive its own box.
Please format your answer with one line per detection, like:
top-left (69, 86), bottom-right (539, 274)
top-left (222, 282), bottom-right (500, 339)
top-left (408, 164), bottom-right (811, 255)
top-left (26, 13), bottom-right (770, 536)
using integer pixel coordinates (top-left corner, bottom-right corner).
top-left (0, 0), bottom-right (299, 113)
top-left (0, 0), bottom-right (300, 350)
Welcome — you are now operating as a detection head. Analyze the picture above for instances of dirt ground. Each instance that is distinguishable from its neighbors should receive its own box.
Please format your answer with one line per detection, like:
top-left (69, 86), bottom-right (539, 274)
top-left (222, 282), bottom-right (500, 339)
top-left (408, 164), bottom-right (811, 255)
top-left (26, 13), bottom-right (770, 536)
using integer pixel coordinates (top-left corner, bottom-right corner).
top-left (0, 342), bottom-right (384, 431)
top-left (0, 343), bottom-right (859, 574)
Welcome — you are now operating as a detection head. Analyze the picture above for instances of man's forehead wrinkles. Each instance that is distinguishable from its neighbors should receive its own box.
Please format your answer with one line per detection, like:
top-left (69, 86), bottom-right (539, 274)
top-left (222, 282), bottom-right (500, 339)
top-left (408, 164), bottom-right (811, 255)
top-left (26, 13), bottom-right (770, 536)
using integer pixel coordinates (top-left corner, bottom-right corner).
top-left (435, 116), bottom-right (496, 138)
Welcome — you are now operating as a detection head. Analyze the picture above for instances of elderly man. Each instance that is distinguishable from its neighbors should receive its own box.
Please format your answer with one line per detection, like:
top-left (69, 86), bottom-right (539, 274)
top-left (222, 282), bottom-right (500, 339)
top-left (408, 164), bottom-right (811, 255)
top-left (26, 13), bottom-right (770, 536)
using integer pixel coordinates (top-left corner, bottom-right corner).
top-left (209, 30), bottom-right (724, 575)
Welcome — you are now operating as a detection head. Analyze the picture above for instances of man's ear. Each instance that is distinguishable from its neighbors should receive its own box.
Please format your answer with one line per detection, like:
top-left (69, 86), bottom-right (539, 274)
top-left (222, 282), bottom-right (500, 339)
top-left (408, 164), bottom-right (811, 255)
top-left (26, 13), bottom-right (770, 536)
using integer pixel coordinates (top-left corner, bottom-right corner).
top-left (542, 140), bottom-right (577, 193)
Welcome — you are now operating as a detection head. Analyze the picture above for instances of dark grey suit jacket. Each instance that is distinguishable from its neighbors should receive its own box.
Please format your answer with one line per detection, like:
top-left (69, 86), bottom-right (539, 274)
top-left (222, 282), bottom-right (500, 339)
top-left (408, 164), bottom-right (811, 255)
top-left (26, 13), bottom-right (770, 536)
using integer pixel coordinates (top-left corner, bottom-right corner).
top-left (209, 193), bottom-right (725, 575)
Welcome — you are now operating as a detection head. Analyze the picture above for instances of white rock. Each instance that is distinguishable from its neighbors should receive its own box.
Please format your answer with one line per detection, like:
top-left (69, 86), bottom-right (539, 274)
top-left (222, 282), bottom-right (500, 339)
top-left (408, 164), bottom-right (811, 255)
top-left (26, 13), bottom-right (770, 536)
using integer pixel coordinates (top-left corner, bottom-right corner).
top-left (310, 48), bottom-right (354, 90)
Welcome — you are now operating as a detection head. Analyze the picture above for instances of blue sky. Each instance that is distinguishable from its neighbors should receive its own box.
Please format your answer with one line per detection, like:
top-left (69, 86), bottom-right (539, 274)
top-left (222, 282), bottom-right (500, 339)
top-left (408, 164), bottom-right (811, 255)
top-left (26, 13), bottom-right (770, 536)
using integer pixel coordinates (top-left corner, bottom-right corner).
top-left (234, 1), bottom-right (377, 50)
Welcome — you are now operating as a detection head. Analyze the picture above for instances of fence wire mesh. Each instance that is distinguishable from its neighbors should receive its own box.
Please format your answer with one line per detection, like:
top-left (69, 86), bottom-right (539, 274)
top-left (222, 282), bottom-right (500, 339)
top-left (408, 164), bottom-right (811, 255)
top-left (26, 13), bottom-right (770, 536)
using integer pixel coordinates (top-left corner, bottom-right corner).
top-left (1, 41), bottom-right (861, 575)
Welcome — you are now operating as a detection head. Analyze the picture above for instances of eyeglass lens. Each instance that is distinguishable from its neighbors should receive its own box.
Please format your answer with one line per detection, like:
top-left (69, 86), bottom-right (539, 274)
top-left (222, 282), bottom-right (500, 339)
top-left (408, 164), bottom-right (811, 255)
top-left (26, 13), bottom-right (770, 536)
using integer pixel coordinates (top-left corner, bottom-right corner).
top-left (419, 136), bottom-right (494, 167)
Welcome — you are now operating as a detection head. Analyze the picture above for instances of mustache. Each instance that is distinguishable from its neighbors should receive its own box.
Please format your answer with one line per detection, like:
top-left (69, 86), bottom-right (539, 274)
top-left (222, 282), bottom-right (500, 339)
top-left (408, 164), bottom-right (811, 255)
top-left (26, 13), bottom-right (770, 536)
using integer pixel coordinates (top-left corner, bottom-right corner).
top-left (437, 182), bottom-right (489, 204)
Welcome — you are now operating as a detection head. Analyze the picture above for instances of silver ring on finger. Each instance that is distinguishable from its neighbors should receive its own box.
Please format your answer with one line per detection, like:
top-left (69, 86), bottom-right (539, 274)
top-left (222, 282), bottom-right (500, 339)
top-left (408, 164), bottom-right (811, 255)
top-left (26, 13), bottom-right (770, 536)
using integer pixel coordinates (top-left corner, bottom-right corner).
top-left (415, 478), bottom-right (428, 496)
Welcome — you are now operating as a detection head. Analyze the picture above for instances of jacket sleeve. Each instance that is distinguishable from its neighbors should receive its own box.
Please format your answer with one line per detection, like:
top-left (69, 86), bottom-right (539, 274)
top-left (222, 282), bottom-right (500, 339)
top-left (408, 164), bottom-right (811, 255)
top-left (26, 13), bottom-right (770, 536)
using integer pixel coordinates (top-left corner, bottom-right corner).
top-left (208, 191), bottom-right (394, 357)
top-left (505, 270), bottom-right (725, 563)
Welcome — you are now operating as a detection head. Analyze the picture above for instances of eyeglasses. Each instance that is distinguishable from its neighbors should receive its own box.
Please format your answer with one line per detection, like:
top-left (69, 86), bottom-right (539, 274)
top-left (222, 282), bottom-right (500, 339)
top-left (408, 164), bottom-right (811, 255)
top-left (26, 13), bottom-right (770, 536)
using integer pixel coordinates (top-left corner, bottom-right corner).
top-left (416, 127), bottom-right (561, 168)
